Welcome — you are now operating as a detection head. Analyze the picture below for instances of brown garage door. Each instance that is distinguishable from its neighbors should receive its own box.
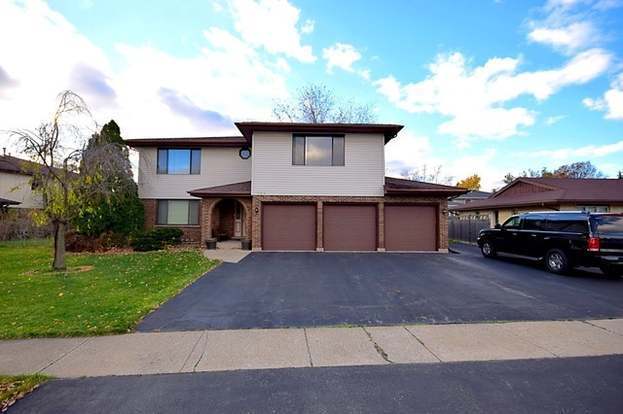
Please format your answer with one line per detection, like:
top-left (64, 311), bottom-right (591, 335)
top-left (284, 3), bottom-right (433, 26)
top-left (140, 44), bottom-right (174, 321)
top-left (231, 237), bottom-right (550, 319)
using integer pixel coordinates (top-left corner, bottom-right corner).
top-left (323, 204), bottom-right (377, 251)
top-left (385, 205), bottom-right (437, 251)
top-left (262, 204), bottom-right (316, 250)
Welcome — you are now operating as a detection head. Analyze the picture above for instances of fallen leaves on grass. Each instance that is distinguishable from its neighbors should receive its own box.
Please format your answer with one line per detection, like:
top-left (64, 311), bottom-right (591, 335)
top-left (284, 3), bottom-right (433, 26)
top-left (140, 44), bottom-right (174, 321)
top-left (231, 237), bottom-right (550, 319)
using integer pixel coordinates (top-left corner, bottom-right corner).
top-left (0, 374), bottom-right (48, 412)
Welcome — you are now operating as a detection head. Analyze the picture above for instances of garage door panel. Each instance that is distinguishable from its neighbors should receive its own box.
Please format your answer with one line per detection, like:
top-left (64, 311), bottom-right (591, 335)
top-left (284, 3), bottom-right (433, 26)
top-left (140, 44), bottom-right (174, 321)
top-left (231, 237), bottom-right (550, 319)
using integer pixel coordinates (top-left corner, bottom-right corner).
top-left (262, 204), bottom-right (316, 250)
top-left (385, 205), bottom-right (437, 251)
top-left (323, 204), bottom-right (377, 251)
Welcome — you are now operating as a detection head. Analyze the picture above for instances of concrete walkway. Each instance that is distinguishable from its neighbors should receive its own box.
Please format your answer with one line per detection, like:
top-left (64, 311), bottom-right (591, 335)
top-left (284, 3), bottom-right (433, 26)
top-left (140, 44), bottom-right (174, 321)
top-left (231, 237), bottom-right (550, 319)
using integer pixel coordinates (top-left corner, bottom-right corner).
top-left (2, 319), bottom-right (623, 378)
top-left (202, 241), bottom-right (250, 263)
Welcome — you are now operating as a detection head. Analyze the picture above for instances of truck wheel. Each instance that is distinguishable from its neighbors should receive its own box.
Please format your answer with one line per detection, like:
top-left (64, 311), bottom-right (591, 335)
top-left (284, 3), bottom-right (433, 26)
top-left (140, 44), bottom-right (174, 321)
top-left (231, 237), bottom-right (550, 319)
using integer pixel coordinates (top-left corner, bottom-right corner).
top-left (600, 265), bottom-right (622, 279)
top-left (545, 249), bottom-right (569, 274)
top-left (481, 241), bottom-right (496, 258)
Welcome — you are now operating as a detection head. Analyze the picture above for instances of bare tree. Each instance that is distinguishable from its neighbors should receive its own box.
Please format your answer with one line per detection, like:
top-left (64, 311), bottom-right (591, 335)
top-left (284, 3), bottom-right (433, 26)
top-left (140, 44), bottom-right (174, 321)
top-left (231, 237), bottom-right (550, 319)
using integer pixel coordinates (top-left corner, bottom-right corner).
top-left (8, 91), bottom-right (129, 270)
top-left (405, 164), bottom-right (454, 185)
top-left (273, 84), bottom-right (376, 123)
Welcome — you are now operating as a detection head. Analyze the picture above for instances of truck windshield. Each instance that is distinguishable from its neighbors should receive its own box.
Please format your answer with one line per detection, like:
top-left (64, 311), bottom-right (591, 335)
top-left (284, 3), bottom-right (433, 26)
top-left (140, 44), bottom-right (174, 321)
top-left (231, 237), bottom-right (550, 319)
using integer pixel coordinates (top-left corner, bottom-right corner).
top-left (591, 215), bottom-right (623, 235)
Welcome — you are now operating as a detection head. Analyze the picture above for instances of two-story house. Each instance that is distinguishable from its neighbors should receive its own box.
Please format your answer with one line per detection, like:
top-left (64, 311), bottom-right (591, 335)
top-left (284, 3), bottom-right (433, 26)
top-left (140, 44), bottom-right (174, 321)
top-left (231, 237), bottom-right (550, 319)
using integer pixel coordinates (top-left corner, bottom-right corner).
top-left (125, 122), bottom-right (466, 252)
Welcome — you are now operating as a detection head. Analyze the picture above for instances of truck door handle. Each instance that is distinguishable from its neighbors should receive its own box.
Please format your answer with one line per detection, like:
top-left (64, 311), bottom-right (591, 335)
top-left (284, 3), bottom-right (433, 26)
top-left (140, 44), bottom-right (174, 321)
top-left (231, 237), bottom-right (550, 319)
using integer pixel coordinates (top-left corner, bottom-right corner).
top-left (531, 234), bottom-right (537, 237)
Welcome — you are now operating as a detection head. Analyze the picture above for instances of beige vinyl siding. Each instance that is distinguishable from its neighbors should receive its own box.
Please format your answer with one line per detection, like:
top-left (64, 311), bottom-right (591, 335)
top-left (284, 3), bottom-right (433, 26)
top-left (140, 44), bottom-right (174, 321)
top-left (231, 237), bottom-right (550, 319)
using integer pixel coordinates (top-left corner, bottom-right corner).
top-left (251, 132), bottom-right (385, 196)
top-left (137, 147), bottom-right (251, 199)
top-left (0, 171), bottom-right (42, 209)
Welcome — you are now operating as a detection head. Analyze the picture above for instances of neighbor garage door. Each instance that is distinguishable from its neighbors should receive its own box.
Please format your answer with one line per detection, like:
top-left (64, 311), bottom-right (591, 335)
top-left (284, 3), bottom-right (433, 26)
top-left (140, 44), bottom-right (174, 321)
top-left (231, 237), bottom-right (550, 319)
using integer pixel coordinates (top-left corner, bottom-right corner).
top-left (385, 205), bottom-right (437, 251)
top-left (262, 204), bottom-right (316, 250)
top-left (323, 204), bottom-right (377, 251)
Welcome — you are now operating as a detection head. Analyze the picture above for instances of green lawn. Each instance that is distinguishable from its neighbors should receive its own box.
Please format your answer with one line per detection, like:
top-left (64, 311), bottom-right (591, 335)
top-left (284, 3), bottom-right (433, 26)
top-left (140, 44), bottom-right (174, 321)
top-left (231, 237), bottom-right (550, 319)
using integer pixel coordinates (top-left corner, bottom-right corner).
top-left (0, 239), bottom-right (218, 339)
top-left (0, 374), bottom-right (48, 411)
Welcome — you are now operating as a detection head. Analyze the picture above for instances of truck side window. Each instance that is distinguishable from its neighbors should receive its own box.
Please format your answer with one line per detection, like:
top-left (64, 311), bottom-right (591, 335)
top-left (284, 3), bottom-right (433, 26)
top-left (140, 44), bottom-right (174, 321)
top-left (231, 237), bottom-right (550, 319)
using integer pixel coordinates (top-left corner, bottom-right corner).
top-left (523, 215), bottom-right (546, 231)
top-left (502, 216), bottom-right (521, 229)
top-left (544, 219), bottom-right (588, 233)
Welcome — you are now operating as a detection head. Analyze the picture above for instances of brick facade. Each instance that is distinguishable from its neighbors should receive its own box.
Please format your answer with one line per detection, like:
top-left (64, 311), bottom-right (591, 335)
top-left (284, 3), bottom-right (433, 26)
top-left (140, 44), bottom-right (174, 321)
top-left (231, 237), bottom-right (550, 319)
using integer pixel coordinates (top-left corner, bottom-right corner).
top-left (141, 199), bottom-right (202, 243)
top-left (251, 195), bottom-right (449, 252)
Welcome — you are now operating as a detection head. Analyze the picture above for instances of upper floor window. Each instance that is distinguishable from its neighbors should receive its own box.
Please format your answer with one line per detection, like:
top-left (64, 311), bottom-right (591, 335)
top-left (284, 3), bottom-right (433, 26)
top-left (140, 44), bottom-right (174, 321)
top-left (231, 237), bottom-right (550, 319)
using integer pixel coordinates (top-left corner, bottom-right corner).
top-left (157, 148), bottom-right (201, 174)
top-left (292, 135), bottom-right (345, 166)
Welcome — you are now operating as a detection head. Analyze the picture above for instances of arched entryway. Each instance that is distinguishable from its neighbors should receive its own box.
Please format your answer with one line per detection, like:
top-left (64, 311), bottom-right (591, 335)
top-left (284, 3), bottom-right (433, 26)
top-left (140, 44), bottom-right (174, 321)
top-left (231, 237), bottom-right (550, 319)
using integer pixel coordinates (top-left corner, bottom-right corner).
top-left (211, 198), bottom-right (248, 240)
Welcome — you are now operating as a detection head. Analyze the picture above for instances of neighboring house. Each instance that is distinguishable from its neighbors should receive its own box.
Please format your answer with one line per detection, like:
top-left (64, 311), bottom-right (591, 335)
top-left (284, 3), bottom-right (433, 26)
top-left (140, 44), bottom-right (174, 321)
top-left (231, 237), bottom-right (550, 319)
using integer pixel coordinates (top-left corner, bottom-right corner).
top-left (451, 177), bottom-right (623, 226)
top-left (126, 122), bottom-right (466, 251)
top-left (448, 190), bottom-right (491, 219)
top-left (0, 154), bottom-right (43, 209)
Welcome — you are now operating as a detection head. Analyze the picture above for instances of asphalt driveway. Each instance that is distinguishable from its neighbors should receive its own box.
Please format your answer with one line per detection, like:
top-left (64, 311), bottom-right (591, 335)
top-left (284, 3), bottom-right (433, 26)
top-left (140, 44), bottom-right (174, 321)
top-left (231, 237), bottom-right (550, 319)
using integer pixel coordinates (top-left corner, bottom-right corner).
top-left (137, 244), bottom-right (623, 332)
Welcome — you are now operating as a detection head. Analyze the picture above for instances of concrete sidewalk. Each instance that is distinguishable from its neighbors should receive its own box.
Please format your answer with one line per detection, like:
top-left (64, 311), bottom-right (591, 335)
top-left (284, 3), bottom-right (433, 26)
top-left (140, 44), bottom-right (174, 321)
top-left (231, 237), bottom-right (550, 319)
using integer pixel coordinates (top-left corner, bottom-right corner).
top-left (2, 319), bottom-right (623, 378)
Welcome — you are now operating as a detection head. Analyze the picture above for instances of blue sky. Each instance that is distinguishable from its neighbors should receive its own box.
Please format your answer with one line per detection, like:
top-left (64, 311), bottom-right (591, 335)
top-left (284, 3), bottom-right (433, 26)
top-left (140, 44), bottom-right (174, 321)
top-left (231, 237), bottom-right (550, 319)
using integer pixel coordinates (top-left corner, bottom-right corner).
top-left (1, 0), bottom-right (622, 190)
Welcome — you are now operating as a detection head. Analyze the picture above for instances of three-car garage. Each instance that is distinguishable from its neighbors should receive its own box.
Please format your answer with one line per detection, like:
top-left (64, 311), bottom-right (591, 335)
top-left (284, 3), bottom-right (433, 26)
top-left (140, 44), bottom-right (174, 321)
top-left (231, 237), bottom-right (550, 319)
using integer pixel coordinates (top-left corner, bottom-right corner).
top-left (260, 202), bottom-right (439, 252)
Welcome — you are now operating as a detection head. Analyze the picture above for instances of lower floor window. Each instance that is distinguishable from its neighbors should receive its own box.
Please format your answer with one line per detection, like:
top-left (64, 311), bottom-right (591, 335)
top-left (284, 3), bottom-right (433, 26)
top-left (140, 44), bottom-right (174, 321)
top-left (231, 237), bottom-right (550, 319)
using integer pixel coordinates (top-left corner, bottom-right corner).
top-left (577, 205), bottom-right (609, 213)
top-left (157, 199), bottom-right (200, 225)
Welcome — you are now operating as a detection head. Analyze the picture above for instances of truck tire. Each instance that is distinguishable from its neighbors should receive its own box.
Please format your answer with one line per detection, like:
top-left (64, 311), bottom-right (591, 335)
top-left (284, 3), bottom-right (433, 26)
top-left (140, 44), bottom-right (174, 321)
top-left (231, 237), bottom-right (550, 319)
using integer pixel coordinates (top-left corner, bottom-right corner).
top-left (481, 241), bottom-right (496, 258)
top-left (545, 248), bottom-right (569, 274)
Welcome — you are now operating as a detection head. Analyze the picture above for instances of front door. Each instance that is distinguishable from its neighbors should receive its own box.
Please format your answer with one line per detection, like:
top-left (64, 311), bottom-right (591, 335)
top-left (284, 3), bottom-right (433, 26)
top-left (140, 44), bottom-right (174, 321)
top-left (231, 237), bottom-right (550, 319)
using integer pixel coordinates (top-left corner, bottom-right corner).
top-left (234, 203), bottom-right (242, 237)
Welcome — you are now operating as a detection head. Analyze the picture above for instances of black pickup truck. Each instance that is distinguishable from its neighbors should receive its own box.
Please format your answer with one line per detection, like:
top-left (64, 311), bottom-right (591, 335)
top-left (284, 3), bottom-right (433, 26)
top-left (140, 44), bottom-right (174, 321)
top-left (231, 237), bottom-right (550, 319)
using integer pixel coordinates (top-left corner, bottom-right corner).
top-left (477, 212), bottom-right (623, 277)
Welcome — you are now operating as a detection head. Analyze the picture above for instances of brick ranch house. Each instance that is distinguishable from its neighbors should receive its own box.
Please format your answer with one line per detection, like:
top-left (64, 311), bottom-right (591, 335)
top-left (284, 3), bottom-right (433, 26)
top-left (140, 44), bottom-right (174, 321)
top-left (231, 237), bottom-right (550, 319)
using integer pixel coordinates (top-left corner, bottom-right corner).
top-left (451, 177), bottom-right (623, 226)
top-left (125, 122), bottom-right (466, 252)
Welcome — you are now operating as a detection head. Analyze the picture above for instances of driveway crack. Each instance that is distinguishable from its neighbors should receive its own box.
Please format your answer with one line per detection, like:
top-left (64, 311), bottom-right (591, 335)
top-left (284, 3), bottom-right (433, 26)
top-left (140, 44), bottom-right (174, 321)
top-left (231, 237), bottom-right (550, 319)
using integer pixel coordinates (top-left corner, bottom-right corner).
top-left (181, 331), bottom-right (206, 372)
top-left (362, 327), bottom-right (392, 364)
top-left (303, 328), bottom-right (314, 367)
top-left (39, 337), bottom-right (92, 373)
top-left (403, 326), bottom-right (442, 363)
top-left (582, 319), bottom-right (623, 337)
top-left (192, 331), bottom-right (209, 372)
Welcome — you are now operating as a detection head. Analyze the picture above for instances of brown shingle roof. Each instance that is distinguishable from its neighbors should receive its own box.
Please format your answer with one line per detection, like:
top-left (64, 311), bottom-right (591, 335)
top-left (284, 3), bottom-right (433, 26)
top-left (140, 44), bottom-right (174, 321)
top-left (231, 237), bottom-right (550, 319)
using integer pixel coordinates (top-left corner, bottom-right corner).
top-left (188, 181), bottom-right (251, 197)
top-left (0, 155), bottom-right (33, 174)
top-left (124, 136), bottom-right (247, 148)
top-left (384, 176), bottom-right (468, 196)
top-left (452, 177), bottom-right (623, 211)
top-left (0, 155), bottom-right (57, 176)
top-left (235, 122), bottom-right (404, 144)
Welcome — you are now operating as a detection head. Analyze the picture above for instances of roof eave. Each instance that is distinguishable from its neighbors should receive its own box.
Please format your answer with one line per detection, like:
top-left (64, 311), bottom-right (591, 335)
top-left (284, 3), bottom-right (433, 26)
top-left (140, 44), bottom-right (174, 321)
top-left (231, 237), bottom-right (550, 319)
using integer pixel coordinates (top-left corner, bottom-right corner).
top-left (450, 200), bottom-right (561, 211)
top-left (235, 122), bottom-right (404, 144)
top-left (188, 191), bottom-right (251, 198)
top-left (124, 138), bottom-right (247, 148)
top-left (385, 188), bottom-right (469, 197)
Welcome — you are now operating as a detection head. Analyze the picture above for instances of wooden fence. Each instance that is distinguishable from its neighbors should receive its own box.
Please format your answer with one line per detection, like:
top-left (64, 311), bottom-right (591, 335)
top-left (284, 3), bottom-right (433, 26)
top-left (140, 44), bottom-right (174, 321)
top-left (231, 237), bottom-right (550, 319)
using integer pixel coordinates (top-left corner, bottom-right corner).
top-left (448, 217), bottom-right (491, 243)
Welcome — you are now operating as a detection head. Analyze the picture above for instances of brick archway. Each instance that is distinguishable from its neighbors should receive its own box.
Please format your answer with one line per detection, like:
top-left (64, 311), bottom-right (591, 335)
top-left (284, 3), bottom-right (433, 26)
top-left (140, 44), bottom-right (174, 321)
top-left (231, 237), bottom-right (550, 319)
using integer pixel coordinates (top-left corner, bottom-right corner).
top-left (200, 197), bottom-right (252, 243)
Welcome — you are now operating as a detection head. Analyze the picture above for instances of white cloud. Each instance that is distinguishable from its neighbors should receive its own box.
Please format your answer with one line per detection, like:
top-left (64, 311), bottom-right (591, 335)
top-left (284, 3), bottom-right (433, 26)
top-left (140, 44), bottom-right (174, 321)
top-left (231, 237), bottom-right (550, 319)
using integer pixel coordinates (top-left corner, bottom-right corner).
top-left (583, 74), bottom-right (623, 120)
top-left (322, 43), bottom-right (362, 73)
top-left (0, 0), bottom-right (290, 147)
top-left (229, 0), bottom-right (315, 63)
top-left (301, 19), bottom-right (315, 34)
top-left (374, 49), bottom-right (611, 145)
top-left (545, 115), bottom-right (566, 125)
top-left (528, 22), bottom-right (597, 53)
top-left (527, 140), bottom-right (623, 159)
top-left (527, 0), bottom-right (622, 54)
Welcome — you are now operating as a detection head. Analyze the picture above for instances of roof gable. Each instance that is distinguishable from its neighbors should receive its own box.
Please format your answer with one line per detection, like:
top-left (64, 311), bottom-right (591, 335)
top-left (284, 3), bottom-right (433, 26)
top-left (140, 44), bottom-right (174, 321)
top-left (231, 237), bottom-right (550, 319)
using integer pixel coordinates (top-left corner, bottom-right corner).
top-left (492, 178), bottom-right (557, 199)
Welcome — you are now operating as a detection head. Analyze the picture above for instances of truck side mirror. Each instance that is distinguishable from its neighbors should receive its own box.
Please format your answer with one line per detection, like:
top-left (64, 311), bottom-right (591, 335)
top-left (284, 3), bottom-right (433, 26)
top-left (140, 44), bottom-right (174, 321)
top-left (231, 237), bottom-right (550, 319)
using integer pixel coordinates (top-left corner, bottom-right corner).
top-left (494, 223), bottom-right (502, 229)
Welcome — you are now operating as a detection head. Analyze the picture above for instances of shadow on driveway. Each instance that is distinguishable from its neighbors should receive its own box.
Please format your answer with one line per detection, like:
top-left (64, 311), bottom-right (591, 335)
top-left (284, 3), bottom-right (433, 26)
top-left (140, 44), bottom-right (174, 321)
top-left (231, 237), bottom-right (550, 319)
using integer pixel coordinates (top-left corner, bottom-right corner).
top-left (137, 245), bottom-right (623, 332)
